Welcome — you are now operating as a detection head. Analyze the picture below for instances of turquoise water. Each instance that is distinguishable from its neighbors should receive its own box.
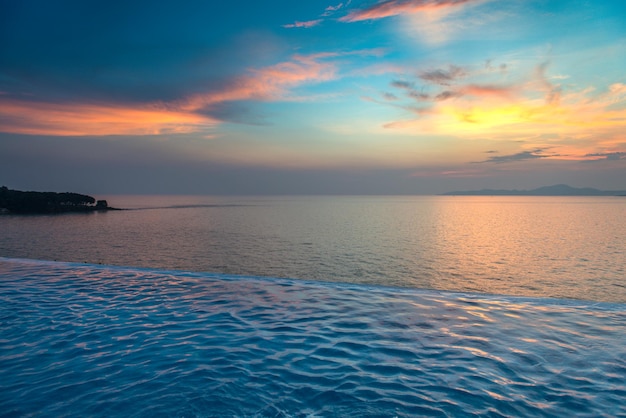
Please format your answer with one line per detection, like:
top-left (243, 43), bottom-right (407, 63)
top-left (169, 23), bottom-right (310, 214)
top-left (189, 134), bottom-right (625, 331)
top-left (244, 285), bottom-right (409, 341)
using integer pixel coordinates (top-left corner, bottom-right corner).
top-left (1, 258), bottom-right (625, 417)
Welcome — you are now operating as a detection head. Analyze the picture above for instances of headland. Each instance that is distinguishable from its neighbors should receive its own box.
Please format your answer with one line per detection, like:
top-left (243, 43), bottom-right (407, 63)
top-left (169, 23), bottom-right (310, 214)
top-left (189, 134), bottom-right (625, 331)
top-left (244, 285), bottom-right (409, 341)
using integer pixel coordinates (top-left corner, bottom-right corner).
top-left (0, 186), bottom-right (119, 214)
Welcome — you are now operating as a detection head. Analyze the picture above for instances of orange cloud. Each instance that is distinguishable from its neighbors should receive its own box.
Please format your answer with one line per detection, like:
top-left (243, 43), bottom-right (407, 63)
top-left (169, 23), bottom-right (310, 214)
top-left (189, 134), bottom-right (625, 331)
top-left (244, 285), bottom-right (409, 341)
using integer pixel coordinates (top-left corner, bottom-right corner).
top-left (340, 0), bottom-right (479, 22)
top-left (0, 53), bottom-right (339, 137)
top-left (0, 99), bottom-right (215, 136)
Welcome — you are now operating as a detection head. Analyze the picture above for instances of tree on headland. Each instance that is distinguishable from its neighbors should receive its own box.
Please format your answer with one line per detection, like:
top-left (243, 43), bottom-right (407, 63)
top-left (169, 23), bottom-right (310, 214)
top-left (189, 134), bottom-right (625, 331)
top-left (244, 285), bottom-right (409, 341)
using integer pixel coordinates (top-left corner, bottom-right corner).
top-left (0, 186), bottom-right (112, 214)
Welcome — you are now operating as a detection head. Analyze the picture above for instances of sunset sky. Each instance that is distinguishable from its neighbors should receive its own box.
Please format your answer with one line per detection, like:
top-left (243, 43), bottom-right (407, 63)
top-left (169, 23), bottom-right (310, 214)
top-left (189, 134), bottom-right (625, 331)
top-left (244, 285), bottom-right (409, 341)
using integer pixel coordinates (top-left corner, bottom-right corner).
top-left (1, 0), bottom-right (625, 194)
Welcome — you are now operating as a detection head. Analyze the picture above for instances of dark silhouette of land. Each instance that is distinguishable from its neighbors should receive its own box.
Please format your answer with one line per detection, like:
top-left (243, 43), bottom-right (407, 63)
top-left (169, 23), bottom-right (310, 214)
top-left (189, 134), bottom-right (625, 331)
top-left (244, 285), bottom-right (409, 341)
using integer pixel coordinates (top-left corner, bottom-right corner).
top-left (442, 184), bottom-right (626, 196)
top-left (0, 186), bottom-right (119, 214)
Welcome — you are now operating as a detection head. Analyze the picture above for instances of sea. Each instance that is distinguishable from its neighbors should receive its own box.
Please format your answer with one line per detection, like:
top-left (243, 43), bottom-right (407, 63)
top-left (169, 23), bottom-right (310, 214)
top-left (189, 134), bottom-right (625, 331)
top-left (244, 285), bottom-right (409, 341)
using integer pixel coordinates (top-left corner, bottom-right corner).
top-left (1, 195), bottom-right (625, 417)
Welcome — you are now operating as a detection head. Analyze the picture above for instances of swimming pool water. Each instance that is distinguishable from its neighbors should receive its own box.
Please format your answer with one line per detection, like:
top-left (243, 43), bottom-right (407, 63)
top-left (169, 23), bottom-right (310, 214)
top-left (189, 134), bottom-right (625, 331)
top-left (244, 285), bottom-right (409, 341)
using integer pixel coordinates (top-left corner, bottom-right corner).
top-left (1, 258), bottom-right (625, 417)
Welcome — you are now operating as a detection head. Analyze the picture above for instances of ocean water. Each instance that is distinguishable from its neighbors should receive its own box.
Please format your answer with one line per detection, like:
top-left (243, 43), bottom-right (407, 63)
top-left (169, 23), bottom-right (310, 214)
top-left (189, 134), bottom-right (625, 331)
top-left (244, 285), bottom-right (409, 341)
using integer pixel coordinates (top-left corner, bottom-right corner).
top-left (1, 195), bottom-right (625, 302)
top-left (1, 258), bottom-right (625, 417)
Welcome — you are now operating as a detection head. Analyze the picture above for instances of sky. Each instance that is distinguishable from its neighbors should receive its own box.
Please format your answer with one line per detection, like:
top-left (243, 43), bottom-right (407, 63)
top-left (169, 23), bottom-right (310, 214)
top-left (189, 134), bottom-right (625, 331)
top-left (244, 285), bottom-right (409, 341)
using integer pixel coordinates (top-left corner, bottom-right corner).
top-left (1, 0), bottom-right (625, 195)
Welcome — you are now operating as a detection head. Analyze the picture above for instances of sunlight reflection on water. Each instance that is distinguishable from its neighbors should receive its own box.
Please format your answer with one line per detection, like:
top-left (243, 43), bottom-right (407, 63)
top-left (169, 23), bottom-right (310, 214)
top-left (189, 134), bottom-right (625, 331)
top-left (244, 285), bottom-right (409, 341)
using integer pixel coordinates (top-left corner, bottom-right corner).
top-left (1, 195), bottom-right (624, 302)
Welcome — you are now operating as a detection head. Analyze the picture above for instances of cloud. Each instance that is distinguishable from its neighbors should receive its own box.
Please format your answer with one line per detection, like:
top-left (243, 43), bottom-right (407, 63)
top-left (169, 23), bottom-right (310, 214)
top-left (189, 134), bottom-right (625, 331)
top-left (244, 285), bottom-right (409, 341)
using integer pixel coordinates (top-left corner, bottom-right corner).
top-left (479, 149), bottom-right (553, 164)
top-left (0, 53), bottom-right (339, 136)
top-left (458, 84), bottom-right (515, 98)
top-left (283, 19), bottom-right (323, 28)
top-left (390, 80), bottom-right (432, 100)
top-left (434, 91), bottom-right (462, 101)
top-left (390, 66), bottom-right (513, 104)
top-left (409, 90), bottom-right (432, 101)
top-left (197, 102), bottom-right (270, 126)
top-left (361, 95), bottom-right (432, 117)
top-left (389, 66), bottom-right (514, 104)
top-left (324, 1), bottom-right (352, 15)
top-left (410, 167), bottom-right (489, 178)
top-left (382, 92), bottom-right (399, 101)
top-left (379, 58), bottom-right (626, 163)
top-left (391, 80), bottom-right (415, 89)
top-left (584, 152), bottom-right (626, 161)
top-left (0, 99), bottom-right (216, 136)
top-left (609, 83), bottom-right (626, 96)
top-left (534, 61), bottom-right (562, 105)
top-left (1, 2), bottom-right (293, 106)
top-left (485, 60), bottom-right (508, 73)
top-left (419, 65), bottom-right (467, 85)
top-left (286, 1), bottom-right (353, 27)
top-left (605, 83), bottom-right (626, 108)
top-left (183, 53), bottom-right (338, 112)
top-left (340, 0), bottom-right (478, 23)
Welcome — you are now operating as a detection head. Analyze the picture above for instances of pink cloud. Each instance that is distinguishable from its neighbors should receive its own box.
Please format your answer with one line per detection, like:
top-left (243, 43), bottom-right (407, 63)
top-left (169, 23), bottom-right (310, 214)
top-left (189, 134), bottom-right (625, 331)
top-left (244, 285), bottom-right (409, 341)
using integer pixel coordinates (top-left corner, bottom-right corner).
top-left (183, 54), bottom-right (337, 111)
top-left (282, 19), bottom-right (323, 29)
top-left (340, 0), bottom-right (477, 22)
top-left (459, 84), bottom-right (515, 98)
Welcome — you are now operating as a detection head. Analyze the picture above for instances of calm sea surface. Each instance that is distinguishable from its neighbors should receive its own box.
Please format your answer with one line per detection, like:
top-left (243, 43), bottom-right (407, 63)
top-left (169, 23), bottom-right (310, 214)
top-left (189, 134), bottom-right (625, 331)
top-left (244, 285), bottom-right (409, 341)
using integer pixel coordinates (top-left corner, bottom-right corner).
top-left (1, 195), bottom-right (624, 302)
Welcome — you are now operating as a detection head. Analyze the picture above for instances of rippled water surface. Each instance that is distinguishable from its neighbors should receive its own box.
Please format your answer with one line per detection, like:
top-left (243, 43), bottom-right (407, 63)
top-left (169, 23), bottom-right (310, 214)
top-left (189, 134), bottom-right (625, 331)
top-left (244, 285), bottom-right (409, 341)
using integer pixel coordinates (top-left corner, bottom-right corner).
top-left (1, 195), bottom-right (625, 302)
top-left (1, 258), bottom-right (625, 417)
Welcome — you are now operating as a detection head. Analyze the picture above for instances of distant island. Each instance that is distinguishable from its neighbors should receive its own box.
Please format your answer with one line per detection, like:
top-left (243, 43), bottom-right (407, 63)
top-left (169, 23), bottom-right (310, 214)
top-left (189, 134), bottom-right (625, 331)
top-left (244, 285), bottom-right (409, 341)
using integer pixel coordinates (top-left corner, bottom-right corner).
top-left (442, 184), bottom-right (626, 196)
top-left (0, 186), bottom-right (119, 214)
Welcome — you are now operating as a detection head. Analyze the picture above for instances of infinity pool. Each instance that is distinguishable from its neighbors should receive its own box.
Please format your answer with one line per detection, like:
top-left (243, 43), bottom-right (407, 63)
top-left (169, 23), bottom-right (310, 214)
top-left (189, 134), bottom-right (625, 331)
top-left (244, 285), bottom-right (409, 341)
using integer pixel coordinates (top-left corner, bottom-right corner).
top-left (1, 258), bottom-right (624, 417)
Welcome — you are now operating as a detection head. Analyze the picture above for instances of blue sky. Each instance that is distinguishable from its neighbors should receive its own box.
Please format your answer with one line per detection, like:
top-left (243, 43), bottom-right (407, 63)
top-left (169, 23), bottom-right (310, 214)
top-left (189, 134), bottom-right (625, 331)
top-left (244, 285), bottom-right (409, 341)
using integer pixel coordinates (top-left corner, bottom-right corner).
top-left (1, 0), bottom-right (625, 194)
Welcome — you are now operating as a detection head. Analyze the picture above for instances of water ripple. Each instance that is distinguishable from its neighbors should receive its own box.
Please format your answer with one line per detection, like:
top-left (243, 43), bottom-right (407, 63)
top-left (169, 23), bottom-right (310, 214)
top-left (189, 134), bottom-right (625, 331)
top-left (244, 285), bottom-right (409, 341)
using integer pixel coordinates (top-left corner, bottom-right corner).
top-left (1, 258), bottom-right (625, 417)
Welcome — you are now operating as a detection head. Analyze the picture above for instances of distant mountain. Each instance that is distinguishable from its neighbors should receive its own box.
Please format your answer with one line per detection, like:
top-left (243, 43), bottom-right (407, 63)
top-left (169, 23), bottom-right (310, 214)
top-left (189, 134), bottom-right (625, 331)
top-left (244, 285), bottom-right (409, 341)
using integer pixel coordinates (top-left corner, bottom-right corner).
top-left (442, 184), bottom-right (626, 196)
